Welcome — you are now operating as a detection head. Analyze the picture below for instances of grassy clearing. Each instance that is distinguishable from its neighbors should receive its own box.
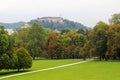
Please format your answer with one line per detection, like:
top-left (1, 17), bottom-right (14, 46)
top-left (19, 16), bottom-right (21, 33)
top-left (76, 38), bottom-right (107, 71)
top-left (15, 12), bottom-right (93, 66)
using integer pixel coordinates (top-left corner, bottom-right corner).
top-left (1, 60), bottom-right (120, 80)
top-left (0, 59), bottom-right (81, 77)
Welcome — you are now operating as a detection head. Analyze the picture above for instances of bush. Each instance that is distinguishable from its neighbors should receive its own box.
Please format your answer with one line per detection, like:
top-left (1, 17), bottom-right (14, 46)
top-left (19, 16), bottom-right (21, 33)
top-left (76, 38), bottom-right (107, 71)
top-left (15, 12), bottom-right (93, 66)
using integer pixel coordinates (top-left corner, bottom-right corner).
top-left (16, 47), bottom-right (32, 71)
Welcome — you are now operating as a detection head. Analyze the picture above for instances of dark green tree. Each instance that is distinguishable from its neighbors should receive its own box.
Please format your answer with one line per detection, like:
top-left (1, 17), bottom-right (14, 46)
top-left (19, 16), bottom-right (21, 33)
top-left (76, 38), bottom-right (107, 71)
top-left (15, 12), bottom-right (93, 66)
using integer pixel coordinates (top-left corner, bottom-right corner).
top-left (92, 21), bottom-right (109, 60)
top-left (0, 26), bottom-right (9, 55)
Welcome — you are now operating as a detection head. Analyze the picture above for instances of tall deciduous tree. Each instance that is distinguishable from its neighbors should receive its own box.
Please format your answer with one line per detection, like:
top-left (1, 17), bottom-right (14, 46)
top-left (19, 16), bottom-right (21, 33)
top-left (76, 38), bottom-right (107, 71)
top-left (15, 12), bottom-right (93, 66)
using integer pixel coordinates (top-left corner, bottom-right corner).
top-left (106, 24), bottom-right (120, 60)
top-left (28, 23), bottom-right (47, 59)
top-left (0, 26), bottom-right (16, 70)
top-left (12, 28), bottom-right (30, 50)
top-left (91, 21), bottom-right (109, 60)
top-left (46, 32), bottom-right (58, 59)
top-left (109, 13), bottom-right (120, 24)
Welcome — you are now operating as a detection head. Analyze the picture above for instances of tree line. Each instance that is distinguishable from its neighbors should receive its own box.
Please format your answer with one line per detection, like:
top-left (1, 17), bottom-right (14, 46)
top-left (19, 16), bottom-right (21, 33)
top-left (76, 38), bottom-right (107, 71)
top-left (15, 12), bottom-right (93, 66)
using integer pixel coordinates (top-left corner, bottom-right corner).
top-left (11, 13), bottom-right (120, 61)
top-left (0, 13), bottom-right (120, 71)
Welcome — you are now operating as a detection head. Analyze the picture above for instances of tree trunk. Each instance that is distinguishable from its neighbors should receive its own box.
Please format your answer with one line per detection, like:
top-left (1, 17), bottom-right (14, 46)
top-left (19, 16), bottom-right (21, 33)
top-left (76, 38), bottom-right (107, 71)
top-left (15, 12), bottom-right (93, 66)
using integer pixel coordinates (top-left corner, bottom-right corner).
top-left (105, 56), bottom-right (108, 61)
top-left (33, 56), bottom-right (35, 60)
top-left (18, 68), bottom-right (20, 72)
top-left (100, 56), bottom-right (102, 61)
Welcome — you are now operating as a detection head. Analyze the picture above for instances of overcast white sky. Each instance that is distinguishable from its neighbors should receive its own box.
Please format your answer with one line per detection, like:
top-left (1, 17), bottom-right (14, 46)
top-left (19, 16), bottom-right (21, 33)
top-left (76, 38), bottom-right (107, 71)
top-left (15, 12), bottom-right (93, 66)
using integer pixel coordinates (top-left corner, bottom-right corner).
top-left (0, 0), bottom-right (120, 27)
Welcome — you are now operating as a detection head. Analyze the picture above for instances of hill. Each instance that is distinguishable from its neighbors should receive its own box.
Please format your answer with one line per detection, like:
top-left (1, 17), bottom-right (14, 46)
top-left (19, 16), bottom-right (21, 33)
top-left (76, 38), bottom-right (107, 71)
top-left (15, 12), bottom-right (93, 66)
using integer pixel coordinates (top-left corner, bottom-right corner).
top-left (29, 17), bottom-right (88, 30)
top-left (0, 17), bottom-right (88, 31)
top-left (0, 22), bottom-right (25, 30)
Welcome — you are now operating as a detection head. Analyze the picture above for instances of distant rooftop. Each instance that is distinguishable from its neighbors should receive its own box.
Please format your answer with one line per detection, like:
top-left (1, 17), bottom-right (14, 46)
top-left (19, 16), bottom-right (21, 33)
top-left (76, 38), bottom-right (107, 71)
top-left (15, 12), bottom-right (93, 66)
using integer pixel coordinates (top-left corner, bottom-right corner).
top-left (38, 17), bottom-right (62, 19)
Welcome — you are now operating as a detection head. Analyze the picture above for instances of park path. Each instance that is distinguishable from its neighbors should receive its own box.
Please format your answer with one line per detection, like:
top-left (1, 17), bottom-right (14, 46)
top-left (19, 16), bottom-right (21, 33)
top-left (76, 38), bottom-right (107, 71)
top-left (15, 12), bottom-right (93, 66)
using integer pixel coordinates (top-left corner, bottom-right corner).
top-left (0, 59), bottom-right (93, 80)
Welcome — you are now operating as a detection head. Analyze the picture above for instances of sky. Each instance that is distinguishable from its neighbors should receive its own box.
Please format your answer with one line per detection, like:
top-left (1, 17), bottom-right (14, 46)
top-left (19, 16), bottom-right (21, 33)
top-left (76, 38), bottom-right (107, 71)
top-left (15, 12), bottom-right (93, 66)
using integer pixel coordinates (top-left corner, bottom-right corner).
top-left (0, 0), bottom-right (120, 27)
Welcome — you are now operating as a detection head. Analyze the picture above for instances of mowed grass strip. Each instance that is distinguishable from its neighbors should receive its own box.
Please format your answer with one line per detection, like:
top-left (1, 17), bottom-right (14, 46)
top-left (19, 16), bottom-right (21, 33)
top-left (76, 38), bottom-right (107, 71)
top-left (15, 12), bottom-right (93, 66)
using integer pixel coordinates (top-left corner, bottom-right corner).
top-left (0, 59), bottom-right (81, 77)
top-left (2, 61), bottom-right (120, 80)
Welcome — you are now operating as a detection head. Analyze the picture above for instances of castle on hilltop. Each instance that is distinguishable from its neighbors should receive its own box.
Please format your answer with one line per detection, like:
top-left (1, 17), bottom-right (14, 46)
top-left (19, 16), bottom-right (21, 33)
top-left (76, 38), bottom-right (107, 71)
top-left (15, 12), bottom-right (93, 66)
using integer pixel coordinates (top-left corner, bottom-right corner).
top-left (37, 17), bottom-right (63, 23)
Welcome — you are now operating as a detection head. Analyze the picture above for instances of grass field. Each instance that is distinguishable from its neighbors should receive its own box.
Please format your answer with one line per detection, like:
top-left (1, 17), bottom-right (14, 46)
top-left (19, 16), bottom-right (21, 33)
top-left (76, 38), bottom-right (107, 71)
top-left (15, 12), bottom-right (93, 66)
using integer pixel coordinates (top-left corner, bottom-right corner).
top-left (0, 60), bottom-right (120, 80)
top-left (0, 59), bottom-right (81, 77)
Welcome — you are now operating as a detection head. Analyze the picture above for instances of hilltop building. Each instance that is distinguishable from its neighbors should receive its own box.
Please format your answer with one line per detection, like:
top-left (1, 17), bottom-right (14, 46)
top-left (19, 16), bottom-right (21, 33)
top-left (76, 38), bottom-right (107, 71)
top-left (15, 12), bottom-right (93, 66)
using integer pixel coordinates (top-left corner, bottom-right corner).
top-left (37, 17), bottom-right (63, 23)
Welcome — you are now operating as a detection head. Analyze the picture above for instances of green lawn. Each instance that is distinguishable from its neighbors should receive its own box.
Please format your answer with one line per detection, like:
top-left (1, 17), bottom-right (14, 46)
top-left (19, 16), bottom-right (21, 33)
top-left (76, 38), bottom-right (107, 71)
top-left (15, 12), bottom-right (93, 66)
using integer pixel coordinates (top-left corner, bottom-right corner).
top-left (1, 60), bottom-right (120, 80)
top-left (0, 59), bottom-right (81, 77)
